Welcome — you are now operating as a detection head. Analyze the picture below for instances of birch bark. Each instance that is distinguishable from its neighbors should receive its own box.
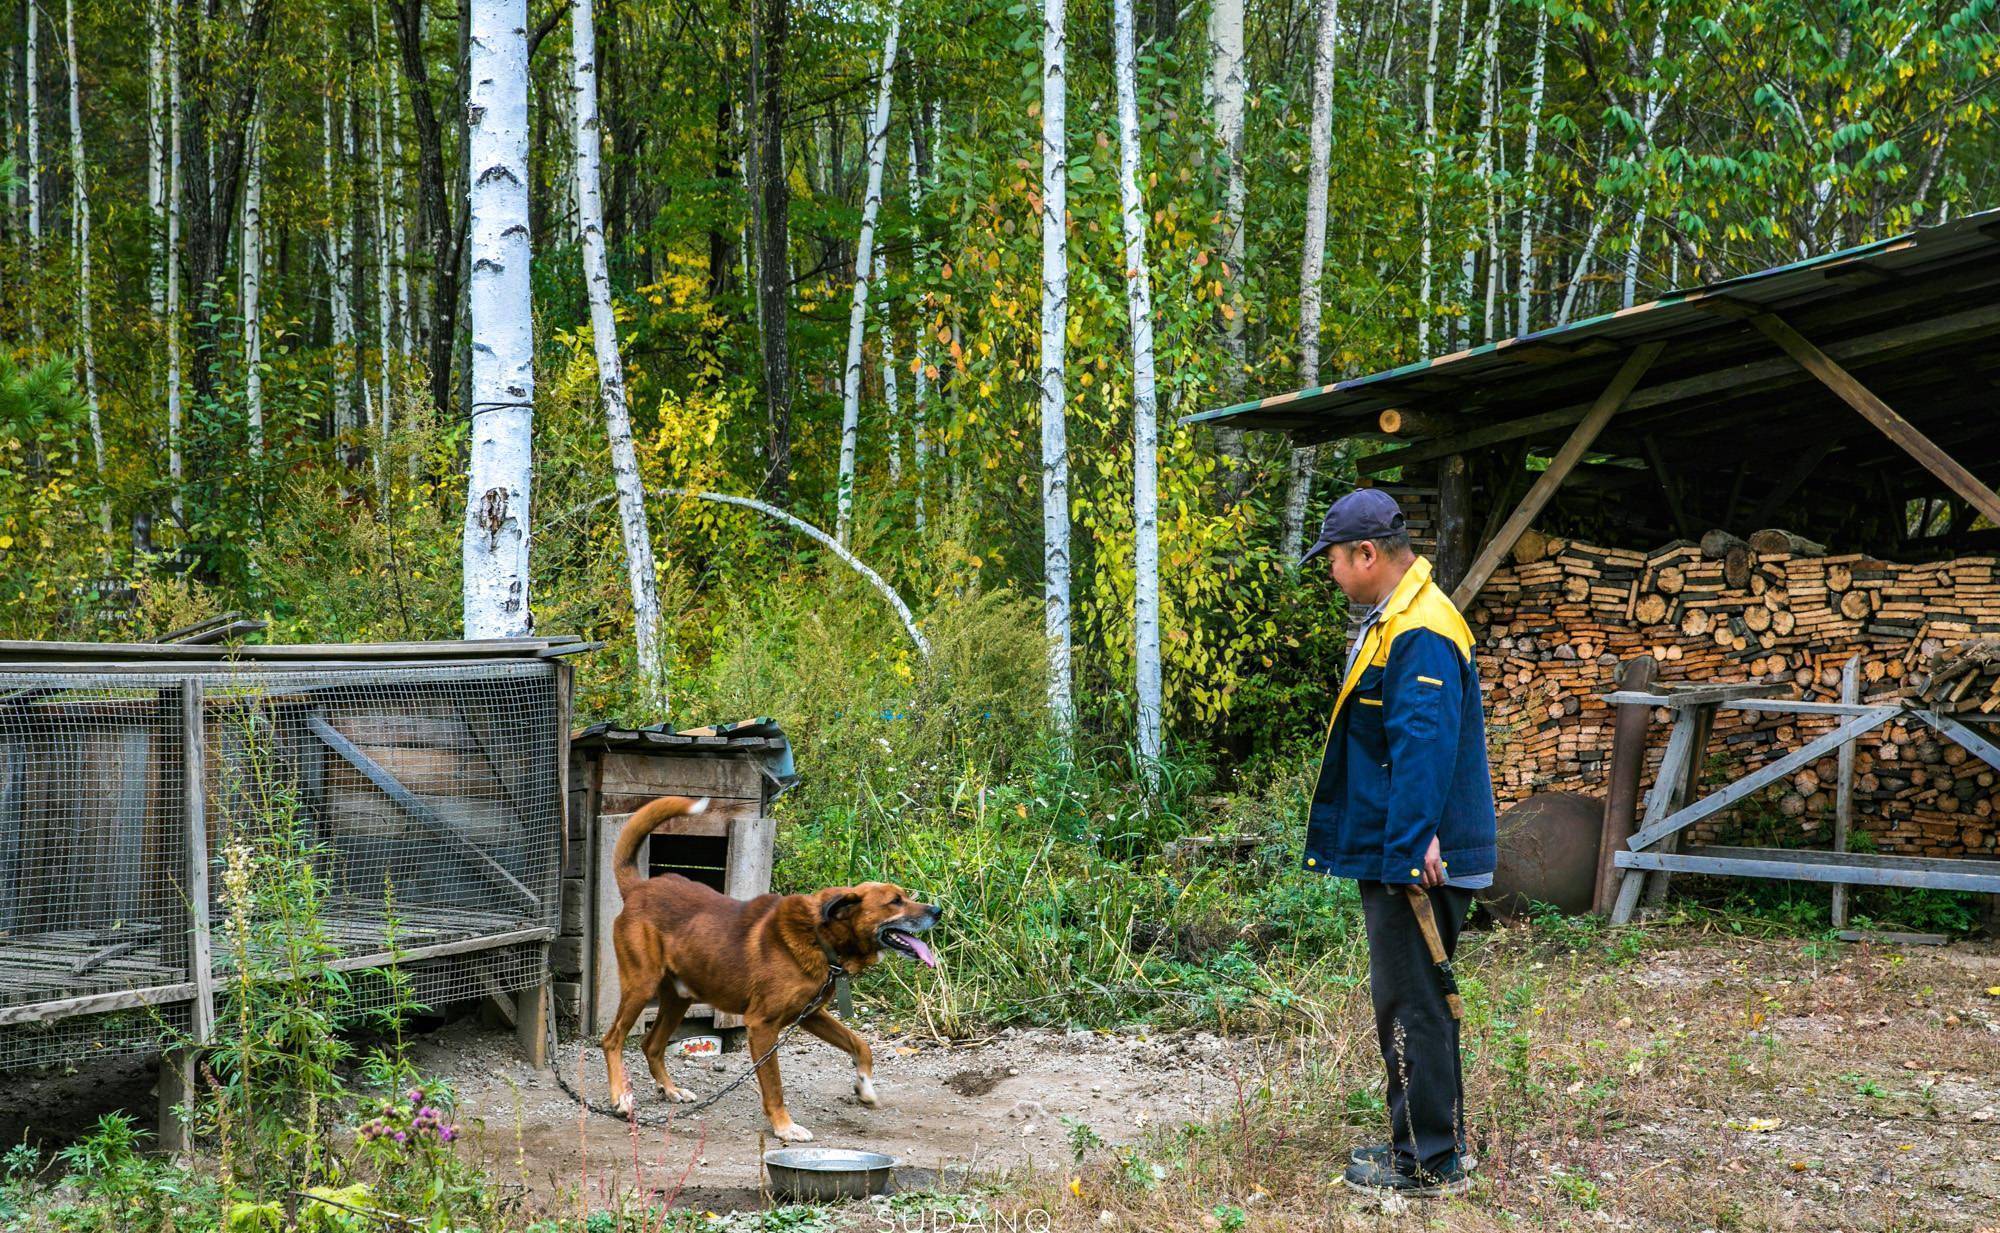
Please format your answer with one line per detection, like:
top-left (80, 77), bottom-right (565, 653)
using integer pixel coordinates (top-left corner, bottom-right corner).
top-left (1039, 0), bottom-right (1074, 735)
top-left (462, 0), bottom-right (537, 638)
top-left (1113, 0), bottom-right (1161, 781)
top-left (1283, 0), bottom-right (1339, 555)
top-left (64, 0), bottom-right (107, 541)
top-left (574, 0), bottom-right (667, 707)
top-left (835, 1), bottom-right (902, 545)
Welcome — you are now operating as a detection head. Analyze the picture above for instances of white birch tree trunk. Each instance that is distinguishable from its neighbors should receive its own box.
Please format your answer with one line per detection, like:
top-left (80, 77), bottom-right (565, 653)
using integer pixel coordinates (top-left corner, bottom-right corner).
top-left (1205, 0), bottom-right (1248, 480)
top-left (1039, 0), bottom-right (1074, 737)
top-left (385, 1), bottom-right (410, 361)
top-left (64, 0), bottom-right (106, 542)
top-left (1113, 0), bottom-right (1161, 783)
top-left (1621, 18), bottom-right (1668, 309)
top-left (836, 0), bottom-right (902, 546)
top-left (323, 77), bottom-right (358, 464)
top-left (243, 119), bottom-right (264, 460)
top-left (573, 0), bottom-right (667, 708)
top-left (370, 10), bottom-right (393, 464)
top-left (166, 26), bottom-right (183, 525)
top-left (1283, 0), bottom-right (1340, 555)
top-left (906, 129), bottom-right (928, 532)
top-left (1415, 0), bottom-right (1441, 355)
top-left (875, 248), bottom-right (901, 482)
top-left (462, 0), bottom-right (537, 639)
top-left (148, 0), bottom-right (165, 322)
top-left (25, 0), bottom-right (39, 259)
top-left (1516, 4), bottom-right (1548, 336)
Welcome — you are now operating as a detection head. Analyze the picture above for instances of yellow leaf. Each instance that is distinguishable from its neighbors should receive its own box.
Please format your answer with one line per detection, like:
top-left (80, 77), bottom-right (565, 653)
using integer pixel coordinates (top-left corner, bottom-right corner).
top-left (1069, 1176), bottom-right (1083, 1198)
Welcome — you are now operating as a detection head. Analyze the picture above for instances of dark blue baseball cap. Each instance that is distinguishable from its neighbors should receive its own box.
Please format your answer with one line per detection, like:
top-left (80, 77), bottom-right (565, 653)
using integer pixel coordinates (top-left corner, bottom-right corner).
top-left (1300, 488), bottom-right (1406, 565)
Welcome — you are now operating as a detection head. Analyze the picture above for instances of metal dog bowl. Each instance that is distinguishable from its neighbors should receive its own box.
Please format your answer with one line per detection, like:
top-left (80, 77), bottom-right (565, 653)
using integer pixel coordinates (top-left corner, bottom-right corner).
top-left (763, 1147), bottom-right (898, 1201)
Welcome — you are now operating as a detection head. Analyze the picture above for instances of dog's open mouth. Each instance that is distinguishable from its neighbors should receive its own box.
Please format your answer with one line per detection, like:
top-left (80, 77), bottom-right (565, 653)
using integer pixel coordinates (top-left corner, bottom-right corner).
top-left (878, 922), bottom-right (938, 968)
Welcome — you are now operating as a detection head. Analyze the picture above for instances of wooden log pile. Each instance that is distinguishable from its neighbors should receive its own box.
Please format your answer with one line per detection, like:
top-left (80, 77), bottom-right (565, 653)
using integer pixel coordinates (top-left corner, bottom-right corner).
top-left (1465, 530), bottom-right (2000, 859)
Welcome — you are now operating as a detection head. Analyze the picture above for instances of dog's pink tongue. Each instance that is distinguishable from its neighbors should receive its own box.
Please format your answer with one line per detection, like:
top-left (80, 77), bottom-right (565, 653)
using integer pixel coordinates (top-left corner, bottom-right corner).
top-left (904, 935), bottom-right (938, 968)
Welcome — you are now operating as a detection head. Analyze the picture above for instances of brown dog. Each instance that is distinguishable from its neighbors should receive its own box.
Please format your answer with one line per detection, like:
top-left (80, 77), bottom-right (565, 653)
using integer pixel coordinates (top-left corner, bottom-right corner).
top-left (600, 795), bottom-right (941, 1141)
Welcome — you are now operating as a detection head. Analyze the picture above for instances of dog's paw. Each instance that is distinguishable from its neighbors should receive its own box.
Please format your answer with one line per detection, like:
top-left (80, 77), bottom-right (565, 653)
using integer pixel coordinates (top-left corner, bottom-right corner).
top-left (771, 1121), bottom-right (815, 1143)
top-left (853, 1075), bottom-right (880, 1107)
top-left (657, 1084), bottom-right (699, 1104)
top-left (613, 1090), bottom-right (634, 1116)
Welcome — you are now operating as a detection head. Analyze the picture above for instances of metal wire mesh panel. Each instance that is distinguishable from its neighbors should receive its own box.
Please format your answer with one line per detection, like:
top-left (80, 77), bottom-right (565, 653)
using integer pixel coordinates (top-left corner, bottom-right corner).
top-left (0, 659), bottom-right (564, 1071)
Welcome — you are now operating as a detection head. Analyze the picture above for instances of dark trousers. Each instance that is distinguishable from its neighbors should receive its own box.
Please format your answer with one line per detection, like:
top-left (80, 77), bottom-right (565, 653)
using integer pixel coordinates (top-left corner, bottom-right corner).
top-left (1358, 879), bottom-right (1473, 1172)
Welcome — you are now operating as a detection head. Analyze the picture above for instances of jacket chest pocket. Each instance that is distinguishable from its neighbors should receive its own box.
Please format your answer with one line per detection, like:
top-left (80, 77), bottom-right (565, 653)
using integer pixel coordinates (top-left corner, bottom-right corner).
top-left (1347, 665), bottom-right (1389, 759)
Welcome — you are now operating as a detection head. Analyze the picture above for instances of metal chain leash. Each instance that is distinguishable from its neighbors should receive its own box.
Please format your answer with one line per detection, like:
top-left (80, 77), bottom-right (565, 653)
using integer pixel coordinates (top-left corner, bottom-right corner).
top-left (551, 963), bottom-right (844, 1128)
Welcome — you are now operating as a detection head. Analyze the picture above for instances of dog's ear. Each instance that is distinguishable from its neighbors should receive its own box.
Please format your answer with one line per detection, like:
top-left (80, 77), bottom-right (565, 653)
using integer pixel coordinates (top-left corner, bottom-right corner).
top-left (820, 890), bottom-right (864, 926)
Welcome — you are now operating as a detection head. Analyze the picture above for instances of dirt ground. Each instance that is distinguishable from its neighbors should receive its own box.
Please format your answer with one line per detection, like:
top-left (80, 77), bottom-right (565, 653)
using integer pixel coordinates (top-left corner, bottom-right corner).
top-left (420, 1016), bottom-right (1246, 1216)
top-left (4, 928), bottom-right (1999, 1230)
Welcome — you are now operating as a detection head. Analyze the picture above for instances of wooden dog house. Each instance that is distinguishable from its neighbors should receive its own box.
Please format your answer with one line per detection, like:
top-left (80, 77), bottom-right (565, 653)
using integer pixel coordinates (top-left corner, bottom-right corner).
top-left (559, 718), bottom-right (796, 1037)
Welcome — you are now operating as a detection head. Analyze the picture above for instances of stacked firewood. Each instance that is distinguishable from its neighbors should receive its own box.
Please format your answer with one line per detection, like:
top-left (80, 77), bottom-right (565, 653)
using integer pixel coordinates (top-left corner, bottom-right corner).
top-left (1464, 528), bottom-right (2000, 858)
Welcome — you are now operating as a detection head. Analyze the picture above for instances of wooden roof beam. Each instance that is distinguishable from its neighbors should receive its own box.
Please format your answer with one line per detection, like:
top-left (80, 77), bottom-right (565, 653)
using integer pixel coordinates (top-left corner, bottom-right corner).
top-left (1749, 312), bottom-right (2000, 528)
top-left (1448, 343), bottom-right (1665, 609)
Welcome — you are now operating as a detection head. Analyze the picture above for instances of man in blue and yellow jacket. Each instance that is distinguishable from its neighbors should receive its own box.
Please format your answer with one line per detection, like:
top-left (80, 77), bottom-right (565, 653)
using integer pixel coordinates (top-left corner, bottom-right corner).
top-left (1300, 487), bottom-right (1497, 1197)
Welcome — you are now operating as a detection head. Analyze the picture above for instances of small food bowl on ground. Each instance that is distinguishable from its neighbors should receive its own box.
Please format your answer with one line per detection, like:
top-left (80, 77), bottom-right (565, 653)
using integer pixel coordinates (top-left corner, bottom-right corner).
top-left (762, 1147), bottom-right (899, 1201)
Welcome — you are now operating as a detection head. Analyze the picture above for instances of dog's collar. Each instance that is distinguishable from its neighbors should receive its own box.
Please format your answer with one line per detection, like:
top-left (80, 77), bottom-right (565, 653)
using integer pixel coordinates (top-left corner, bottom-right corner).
top-left (813, 933), bottom-right (848, 980)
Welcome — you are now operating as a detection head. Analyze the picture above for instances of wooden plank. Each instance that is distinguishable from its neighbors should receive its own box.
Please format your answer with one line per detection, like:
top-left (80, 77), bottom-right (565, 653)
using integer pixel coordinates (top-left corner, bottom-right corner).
top-left (1831, 657), bottom-right (1859, 928)
top-left (1359, 300), bottom-right (2000, 473)
top-left (1911, 709), bottom-right (2000, 774)
top-left (1614, 846), bottom-right (2000, 894)
top-left (183, 682), bottom-right (215, 1045)
top-left (599, 750), bottom-right (764, 798)
top-left (1596, 692), bottom-right (1883, 717)
top-left (308, 713), bottom-right (540, 911)
top-left (160, 1049), bottom-right (196, 1155)
top-left (598, 809), bottom-right (730, 840)
top-left (1751, 312), bottom-right (2000, 526)
top-left (1598, 681), bottom-right (1789, 709)
top-left (0, 637), bottom-right (581, 662)
top-left (1837, 929), bottom-right (1947, 946)
top-left (1450, 343), bottom-right (1666, 608)
top-left (1646, 702), bottom-right (1716, 910)
top-left (1624, 707), bottom-right (1901, 853)
top-left (1610, 706), bottom-right (1703, 924)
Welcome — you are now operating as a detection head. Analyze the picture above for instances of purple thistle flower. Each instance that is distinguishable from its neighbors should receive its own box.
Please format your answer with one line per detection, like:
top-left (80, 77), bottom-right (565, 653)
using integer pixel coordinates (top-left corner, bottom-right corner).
top-left (393, 1131), bottom-right (408, 1144)
top-left (439, 1127), bottom-right (457, 1143)
top-left (406, 1087), bottom-right (423, 1104)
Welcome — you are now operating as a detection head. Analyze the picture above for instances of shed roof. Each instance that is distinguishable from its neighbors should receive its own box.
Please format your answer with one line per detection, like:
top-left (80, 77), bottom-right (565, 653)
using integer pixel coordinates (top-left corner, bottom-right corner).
top-left (1183, 210), bottom-right (2000, 484)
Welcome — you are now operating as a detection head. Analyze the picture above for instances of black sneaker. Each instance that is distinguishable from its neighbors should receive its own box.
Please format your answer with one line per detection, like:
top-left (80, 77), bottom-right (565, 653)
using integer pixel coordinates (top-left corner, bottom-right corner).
top-left (1348, 1143), bottom-right (1391, 1166)
top-left (1342, 1154), bottom-right (1472, 1197)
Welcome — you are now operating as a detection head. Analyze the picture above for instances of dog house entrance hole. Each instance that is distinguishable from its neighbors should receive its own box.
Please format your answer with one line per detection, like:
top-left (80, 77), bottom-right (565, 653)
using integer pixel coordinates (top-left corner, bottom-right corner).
top-left (648, 833), bottom-right (729, 893)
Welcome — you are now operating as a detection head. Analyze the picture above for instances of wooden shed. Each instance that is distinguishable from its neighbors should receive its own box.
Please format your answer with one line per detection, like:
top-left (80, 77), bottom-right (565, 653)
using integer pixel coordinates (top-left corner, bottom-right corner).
top-left (560, 718), bottom-right (796, 1038)
top-left (1186, 210), bottom-right (2000, 921)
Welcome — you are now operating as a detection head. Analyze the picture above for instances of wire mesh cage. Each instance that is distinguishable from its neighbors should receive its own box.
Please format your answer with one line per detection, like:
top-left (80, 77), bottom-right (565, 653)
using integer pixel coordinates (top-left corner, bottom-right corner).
top-left (0, 653), bottom-right (568, 1072)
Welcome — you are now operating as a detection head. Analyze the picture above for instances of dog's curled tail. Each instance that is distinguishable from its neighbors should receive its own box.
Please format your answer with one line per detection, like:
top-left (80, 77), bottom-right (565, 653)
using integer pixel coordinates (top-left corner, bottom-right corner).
top-left (612, 795), bottom-right (711, 897)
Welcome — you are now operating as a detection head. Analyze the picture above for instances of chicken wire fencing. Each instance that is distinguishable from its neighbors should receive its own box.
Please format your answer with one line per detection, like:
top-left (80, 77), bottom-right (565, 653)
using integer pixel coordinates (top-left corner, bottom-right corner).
top-left (0, 659), bottom-right (565, 1071)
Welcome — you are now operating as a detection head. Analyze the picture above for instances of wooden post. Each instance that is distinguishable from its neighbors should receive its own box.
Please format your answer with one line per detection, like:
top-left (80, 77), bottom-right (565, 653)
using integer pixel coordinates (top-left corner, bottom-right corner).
top-left (1449, 342), bottom-right (1664, 609)
top-left (515, 661), bottom-right (569, 1069)
top-left (1830, 656), bottom-right (1859, 928)
top-left (1750, 312), bottom-right (2000, 527)
top-left (1593, 654), bottom-right (1657, 915)
top-left (1610, 703), bottom-right (1702, 925)
top-left (1435, 453), bottom-right (1473, 596)
top-left (163, 679), bottom-right (213, 1156)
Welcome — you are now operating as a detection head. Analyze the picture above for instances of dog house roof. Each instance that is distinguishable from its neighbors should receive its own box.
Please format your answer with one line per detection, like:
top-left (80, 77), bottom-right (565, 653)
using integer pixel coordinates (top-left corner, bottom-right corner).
top-left (570, 716), bottom-right (799, 797)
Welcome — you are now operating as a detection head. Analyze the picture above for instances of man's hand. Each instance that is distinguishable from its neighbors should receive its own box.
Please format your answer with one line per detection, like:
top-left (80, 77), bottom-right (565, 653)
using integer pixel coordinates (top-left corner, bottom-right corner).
top-left (1421, 835), bottom-right (1445, 888)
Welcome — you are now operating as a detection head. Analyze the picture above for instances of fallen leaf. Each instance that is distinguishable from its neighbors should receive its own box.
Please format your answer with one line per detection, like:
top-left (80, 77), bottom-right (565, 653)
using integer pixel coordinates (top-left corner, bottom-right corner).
top-left (1790, 1161), bottom-right (1808, 1172)
top-left (1746, 1118), bottom-right (1783, 1132)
